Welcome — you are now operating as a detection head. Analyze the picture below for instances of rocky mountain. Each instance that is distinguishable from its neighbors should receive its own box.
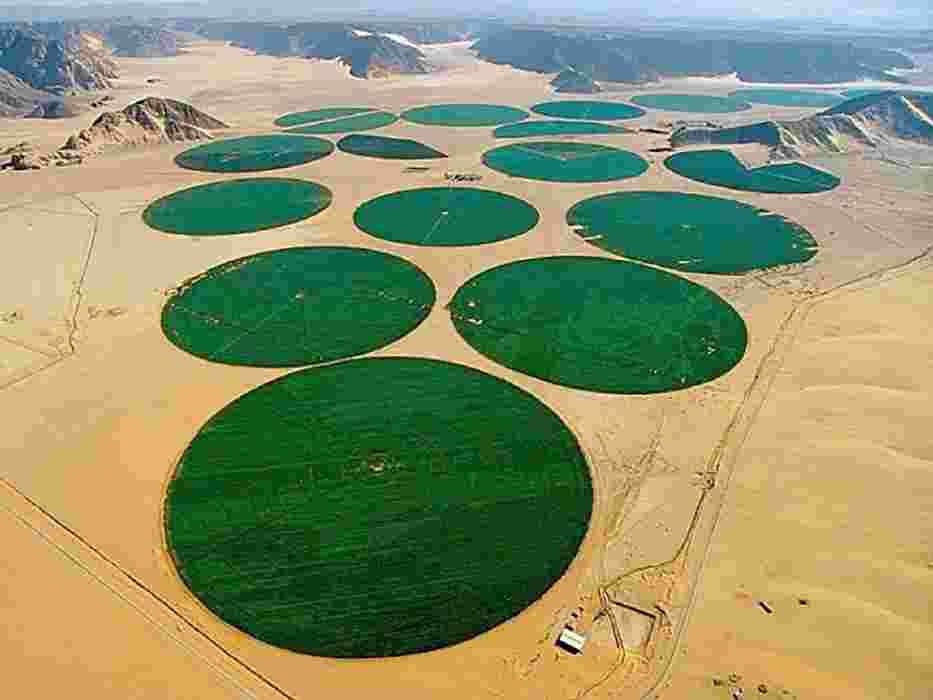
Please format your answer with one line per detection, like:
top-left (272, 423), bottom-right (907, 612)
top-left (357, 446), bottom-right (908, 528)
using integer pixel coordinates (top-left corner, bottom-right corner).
top-left (670, 92), bottom-right (933, 159)
top-left (198, 22), bottom-right (428, 78)
top-left (473, 29), bottom-right (913, 85)
top-left (97, 24), bottom-right (179, 57)
top-left (3, 97), bottom-right (226, 170)
top-left (551, 67), bottom-right (601, 94)
top-left (0, 65), bottom-right (47, 116)
top-left (0, 26), bottom-right (117, 92)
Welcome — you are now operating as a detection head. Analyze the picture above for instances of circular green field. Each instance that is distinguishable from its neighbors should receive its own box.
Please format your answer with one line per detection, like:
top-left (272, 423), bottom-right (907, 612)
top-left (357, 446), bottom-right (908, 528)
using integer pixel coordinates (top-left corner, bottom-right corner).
top-left (531, 100), bottom-right (645, 120)
top-left (354, 187), bottom-right (538, 246)
top-left (161, 247), bottom-right (434, 366)
top-left (567, 191), bottom-right (819, 274)
top-left (275, 107), bottom-right (376, 128)
top-left (175, 135), bottom-right (334, 173)
top-left (143, 178), bottom-right (332, 236)
top-left (401, 103), bottom-right (529, 127)
top-left (286, 111), bottom-right (398, 134)
top-left (482, 142), bottom-right (648, 183)
top-left (494, 120), bottom-right (630, 138)
top-left (450, 256), bottom-right (747, 393)
top-left (631, 94), bottom-right (752, 113)
top-left (337, 134), bottom-right (446, 159)
top-left (729, 89), bottom-right (842, 108)
top-left (165, 356), bottom-right (592, 657)
top-left (665, 149), bottom-right (840, 194)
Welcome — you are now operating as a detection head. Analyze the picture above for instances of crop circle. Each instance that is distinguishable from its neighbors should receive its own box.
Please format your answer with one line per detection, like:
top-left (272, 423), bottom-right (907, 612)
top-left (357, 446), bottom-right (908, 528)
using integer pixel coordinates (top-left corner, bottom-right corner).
top-left (494, 120), bottom-right (630, 138)
top-left (482, 141), bottom-right (648, 183)
top-left (175, 134), bottom-right (334, 173)
top-left (401, 103), bottom-right (529, 127)
top-left (531, 100), bottom-right (645, 120)
top-left (664, 149), bottom-right (840, 194)
top-left (285, 111), bottom-right (398, 134)
top-left (354, 187), bottom-right (539, 246)
top-left (450, 256), bottom-right (747, 393)
top-left (165, 357), bottom-right (592, 657)
top-left (161, 247), bottom-right (435, 366)
top-left (143, 178), bottom-right (332, 236)
top-left (728, 89), bottom-right (842, 108)
top-left (567, 191), bottom-right (819, 274)
top-left (275, 107), bottom-right (377, 128)
top-left (630, 94), bottom-right (752, 113)
top-left (337, 134), bottom-right (446, 159)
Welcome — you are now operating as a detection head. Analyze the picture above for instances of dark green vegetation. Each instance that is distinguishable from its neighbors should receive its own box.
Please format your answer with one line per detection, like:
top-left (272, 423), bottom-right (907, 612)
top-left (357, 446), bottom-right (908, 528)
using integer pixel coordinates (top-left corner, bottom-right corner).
top-left (165, 357), bottom-right (592, 657)
top-left (567, 191), bottom-right (818, 274)
top-left (286, 111), bottom-right (398, 134)
top-left (472, 28), bottom-right (914, 84)
top-left (494, 120), bottom-right (630, 138)
top-left (401, 103), bottom-right (529, 127)
top-left (354, 187), bottom-right (538, 246)
top-left (161, 247), bottom-right (434, 366)
top-left (728, 89), bottom-right (843, 108)
top-left (482, 142), bottom-right (648, 183)
top-left (664, 149), bottom-right (840, 194)
top-left (631, 94), bottom-right (752, 113)
top-left (337, 134), bottom-right (446, 160)
top-left (174, 134), bottom-right (333, 173)
top-left (274, 107), bottom-right (376, 128)
top-left (143, 178), bottom-right (331, 236)
top-left (450, 256), bottom-right (747, 393)
top-left (530, 100), bottom-right (645, 120)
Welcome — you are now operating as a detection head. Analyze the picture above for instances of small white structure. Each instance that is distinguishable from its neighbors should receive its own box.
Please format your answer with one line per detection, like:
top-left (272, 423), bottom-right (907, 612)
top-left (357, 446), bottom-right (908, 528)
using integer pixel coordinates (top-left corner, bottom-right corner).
top-left (557, 628), bottom-right (587, 654)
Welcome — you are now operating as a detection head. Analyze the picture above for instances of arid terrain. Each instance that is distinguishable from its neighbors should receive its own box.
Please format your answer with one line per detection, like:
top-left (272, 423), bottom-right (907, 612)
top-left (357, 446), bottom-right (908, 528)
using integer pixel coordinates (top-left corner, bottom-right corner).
top-left (1, 40), bottom-right (931, 700)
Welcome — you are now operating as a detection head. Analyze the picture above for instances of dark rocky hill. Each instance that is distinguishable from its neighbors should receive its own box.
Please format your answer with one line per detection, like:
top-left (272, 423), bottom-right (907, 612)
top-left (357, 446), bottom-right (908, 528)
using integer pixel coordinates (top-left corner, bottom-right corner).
top-left (473, 29), bottom-right (913, 85)
top-left (551, 67), bottom-right (601, 94)
top-left (0, 26), bottom-right (116, 92)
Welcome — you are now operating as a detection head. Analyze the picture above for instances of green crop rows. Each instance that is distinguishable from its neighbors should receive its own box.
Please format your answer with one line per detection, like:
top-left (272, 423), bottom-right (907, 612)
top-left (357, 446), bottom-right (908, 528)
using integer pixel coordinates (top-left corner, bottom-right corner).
top-left (631, 93), bottom-right (752, 113)
top-left (337, 134), bottom-right (447, 159)
top-left (354, 186), bottom-right (539, 246)
top-left (161, 247), bottom-right (435, 366)
top-left (401, 103), bottom-right (529, 127)
top-left (143, 178), bottom-right (332, 236)
top-left (287, 111), bottom-right (398, 134)
top-left (568, 191), bottom-right (819, 274)
top-left (530, 100), bottom-right (645, 120)
top-left (275, 107), bottom-right (377, 128)
top-left (165, 357), bottom-right (592, 657)
top-left (450, 256), bottom-right (747, 393)
top-left (665, 149), bottom-right (840, 194)
top-left (175, 134), bottom-right (334, 173)
top-left (482, 142), bottom-right (648, 182)
top-left (494, 120), bottom-right (630, 138)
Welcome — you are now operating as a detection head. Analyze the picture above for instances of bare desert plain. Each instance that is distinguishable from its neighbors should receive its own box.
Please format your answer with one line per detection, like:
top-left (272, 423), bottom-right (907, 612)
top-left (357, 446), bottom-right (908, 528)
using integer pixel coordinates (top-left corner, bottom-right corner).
top-left (1, 40), bottom-right (931, 700)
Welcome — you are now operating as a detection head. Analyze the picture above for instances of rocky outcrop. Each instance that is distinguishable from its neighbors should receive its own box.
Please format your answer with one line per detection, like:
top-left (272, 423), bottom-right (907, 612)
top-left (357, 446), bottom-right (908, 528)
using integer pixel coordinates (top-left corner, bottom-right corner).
top-left (0, 66), bottom-right (47, 116)
top-left (551, 68), bottom-right (601, 94)
top-left (670, 92), bottom-right (933, 159)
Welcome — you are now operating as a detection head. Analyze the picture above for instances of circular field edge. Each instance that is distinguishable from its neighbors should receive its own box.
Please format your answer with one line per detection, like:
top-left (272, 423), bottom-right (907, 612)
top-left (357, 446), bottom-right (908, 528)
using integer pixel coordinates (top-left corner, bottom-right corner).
top-left (481, 141), bottom-right (649, 183)
top-left (162, 355), bottom-right (594, 657)
top-left (530, 100), bottom-right (646, 120)
top-left (663, 150), bottom-right (841, 194)
top-left (142, 177), bottom-right (333, 236)
top-left (400, 103), bottom-right (530, 127)
top-left (160, 246), bottom-right (436, 366)
top-left (174, 135), bottom-right (335, 173)
top-left (336, 134), bottom-right (447, 160)
top-left (274, 107), bottom-right (378, 128)
top-left (630, 94), bottom-right (753, 113)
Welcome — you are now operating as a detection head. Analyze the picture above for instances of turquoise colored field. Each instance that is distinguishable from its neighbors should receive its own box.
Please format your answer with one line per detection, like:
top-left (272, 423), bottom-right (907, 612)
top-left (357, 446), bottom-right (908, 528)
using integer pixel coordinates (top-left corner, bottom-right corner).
top-left (175, 134), bottom-right (334, 173)
top-left (631, 94), bottom-right (752, 113)
top-left (665, 149), bottom-right (840, 194)
top-left (729, 89), bottom-right (842, 108)
top-left (530, 100), bottom-right (645, 120)
top-left (337, 134), bottom-right (446, 159)
top-left (483, 142), bottom-right (648, 183)
top-left (494, 120), bottom-right (630, 138)
top-left (286, 111), bottom-right (398, 134)
top-left (275, 107), bottom-right (377, 127)
top-left (402, 103), bottom-right (529, 127)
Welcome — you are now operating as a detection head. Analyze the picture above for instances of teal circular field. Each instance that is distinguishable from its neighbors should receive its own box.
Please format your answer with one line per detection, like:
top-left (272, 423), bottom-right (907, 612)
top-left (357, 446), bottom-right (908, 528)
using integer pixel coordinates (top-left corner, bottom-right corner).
top-left (354, 187), bottom-right (538, 246)
top-left (275, 107), bottom-right (377, 128)
top-left (337, 134), bottom-right (446, 159)
top-left (482, 141), bottom-right (648, 183)
top-left (567, 191), bottom-right (819, 274)
top-left (729, 89), bottom-right (842, 108)
top-left (175, 134), bottom-right (334, 173)
top-left (665, 149), bottom-right (840, 194)
top-left (631, 94), bottom-right (752, 113)
top-left (161, 247), bottom-right (435, 367)
top-left (450, 256), bottom-right (747, 393)
top-left (165, 356), bottom-right (592, 657)
top-left (143, 178), bottom-right (332, 236)
top-left (401, 103), bottom-right (529, 127)
top-left (494, 120), bottom-right (630, 138)
top-left (531, 100), bottom-right (645, 120)
top-left (286, 111), bottom-right (398, 134)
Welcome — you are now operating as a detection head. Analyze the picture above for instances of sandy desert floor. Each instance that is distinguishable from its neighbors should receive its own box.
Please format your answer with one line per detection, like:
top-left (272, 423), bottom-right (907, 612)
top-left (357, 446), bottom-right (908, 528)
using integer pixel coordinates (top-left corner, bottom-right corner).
top-left (1, 41), bottom-right (931, 700)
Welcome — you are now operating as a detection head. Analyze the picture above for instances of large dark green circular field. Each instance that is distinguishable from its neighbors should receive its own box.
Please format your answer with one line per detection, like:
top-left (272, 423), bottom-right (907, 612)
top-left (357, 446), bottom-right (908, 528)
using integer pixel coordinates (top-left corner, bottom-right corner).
top-left (337, 134), bottom-right (446, 160)
top-left (482, 142), bottom-right (648, 183)
top-left (165, 357), bottom-right (592, 657)
top-left (665, 149), bottom-right (840, 194)
top-left (567, 191), bottom-right (819, 274)
top-left (450, 257), bottom-right (747, 393)
top-left (354, 187), bottom-right (539, 246)
top-left (530, 100), bottom-right (645, 120)
top-left (143, 178), bottom-right (332, 236)
top-left (161, 247), bottom-right (435, 366)
top-left (174, 135), bottom-right (334, 173)
top-left (401, 103), bottom-right (529, 127)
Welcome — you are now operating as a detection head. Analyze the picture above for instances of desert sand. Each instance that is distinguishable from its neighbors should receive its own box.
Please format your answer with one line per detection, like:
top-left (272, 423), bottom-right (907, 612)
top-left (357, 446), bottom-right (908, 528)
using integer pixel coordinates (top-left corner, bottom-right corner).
top-left (1, 40), bottom-right (931, 700)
